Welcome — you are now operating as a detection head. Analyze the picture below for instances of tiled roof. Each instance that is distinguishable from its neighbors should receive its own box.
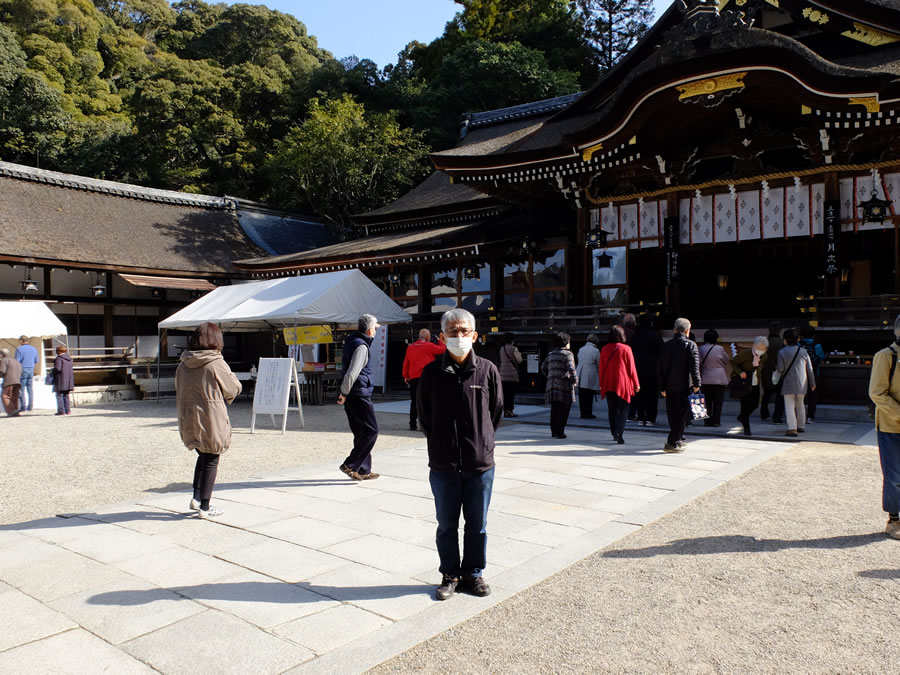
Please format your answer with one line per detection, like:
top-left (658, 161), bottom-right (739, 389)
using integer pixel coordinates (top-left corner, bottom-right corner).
top-left (0, 162), bottom-right (265, 274)
top-left (463, 92), bottom-right (583, 129)
top-left (233, 199), bottom-right (336, 255)
top-left (235, 222), bottom-right (482, 268)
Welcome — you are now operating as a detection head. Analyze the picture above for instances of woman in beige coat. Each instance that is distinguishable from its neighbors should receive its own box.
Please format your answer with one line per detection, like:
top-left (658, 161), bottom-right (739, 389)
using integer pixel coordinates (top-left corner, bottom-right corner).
top-left (176, 322), bottom-right (241, 519)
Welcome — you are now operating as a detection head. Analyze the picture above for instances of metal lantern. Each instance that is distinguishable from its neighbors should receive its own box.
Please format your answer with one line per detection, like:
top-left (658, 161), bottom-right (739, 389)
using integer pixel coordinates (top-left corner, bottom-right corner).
top-left (859, 190), bottom-right (892, 224)
top-left (716, 274), bottom-right (729, 291)
top-left (20, 271), bottom-right (38, 292)
top-left (462, 265), bottom-right (480, 281)
top-left (585, 229), bottom-right (609, 249)
top-left (386, 272), bottom-right (401, 286)
top-left (91, 283), bottom-right (106, 297)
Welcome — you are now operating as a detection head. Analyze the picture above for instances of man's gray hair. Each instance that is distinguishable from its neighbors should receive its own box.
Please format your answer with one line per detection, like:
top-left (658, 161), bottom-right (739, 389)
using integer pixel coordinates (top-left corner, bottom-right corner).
top-left (358, 314), bottom-right (378, 333)
top-left (752, 336), bottom-right (770, 349)
top-left (418, 328), bottom-right (431, 340)
top-left (673, 317), bottom-right (691, 334)
top-left (441, 308), bottom-right (476, 333)
top-left (623, 313), bottom-right (636, 328)
top-left (894, 314), bottom-right (900, 338)
top-left (0, 348), bottom-right (8, 357)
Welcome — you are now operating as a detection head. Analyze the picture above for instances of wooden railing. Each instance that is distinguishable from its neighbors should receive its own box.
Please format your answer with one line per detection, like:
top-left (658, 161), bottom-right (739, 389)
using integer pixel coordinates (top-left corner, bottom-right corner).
top-left (495, 302), bottom-right (665, 334)
top-left (44, 345), bottom-right (135, 370)
top-left (799, 294), bottom-right (900, 330)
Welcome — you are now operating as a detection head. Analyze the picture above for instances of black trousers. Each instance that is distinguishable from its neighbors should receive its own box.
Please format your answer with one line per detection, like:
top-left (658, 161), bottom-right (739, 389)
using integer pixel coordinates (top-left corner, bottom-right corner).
top-left (578, 388), bottom-right (596, 418)
top-left (502, 381), bottom-right (517, 413)
top-left (805, 385), bottom-right (818, 419)
top-left (550, 401), bottom-right (571, 437)
top-left (635, 377), bottom-right (659, 423)
top-left (665, 391), bottom-right (689, 445)
top-left (408, 378), bottom-right (419, 428)
top-left (760, 383), bottom-right (784, 422)
top-left (192, 451), bottom-right (220, 508)
top-left (607, 392), bottom-right (629, 438)
top-left (701, 384), bottom-right (726, 426)
top-left (343, 394), bottom-right (378, 474)
top-left (739, 385), bottom-right (761, 432)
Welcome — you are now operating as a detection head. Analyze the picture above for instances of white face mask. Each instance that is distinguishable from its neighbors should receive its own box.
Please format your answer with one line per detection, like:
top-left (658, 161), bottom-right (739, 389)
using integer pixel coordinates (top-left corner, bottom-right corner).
top-left (753, 348), bottom-right (765, 357)
top-left (445, 336), bottom-right (473, 358)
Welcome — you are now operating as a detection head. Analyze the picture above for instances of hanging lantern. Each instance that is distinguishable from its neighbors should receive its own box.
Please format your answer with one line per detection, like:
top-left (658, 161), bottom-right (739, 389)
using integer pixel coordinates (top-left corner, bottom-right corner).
top-left (585, 229), bottom-right (609, 249)
top-left (462, 265), bottom-right (480, 281)
top-left (20, 269), bottom-right (38, 292)
top-left (716, 274), bottom-right (729, 292)
top-left (859, 190), bottom-right (892, 224)
top-left (386, 272), bottom-right (401, 286)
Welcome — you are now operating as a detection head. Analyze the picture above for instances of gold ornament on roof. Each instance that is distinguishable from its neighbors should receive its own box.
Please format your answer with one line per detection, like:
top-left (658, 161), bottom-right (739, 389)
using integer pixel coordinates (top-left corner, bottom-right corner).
top-left (675, 73), bottom-right (747, 101)
top-left (801, 7), bottom-right (829, 25)
top-left (848, 96), bottom-right (880, 113)
top-left (841, 22), bottom-right (900, 47)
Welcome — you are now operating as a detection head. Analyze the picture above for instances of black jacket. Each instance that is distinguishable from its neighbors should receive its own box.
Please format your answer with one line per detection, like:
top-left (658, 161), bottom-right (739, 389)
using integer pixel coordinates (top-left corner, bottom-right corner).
top-left (417, 351), bottom-right (504, 473)
top-left (628, 326), bottom-right (664, 380)
top-left (658, 333), bottom-right (701, 393)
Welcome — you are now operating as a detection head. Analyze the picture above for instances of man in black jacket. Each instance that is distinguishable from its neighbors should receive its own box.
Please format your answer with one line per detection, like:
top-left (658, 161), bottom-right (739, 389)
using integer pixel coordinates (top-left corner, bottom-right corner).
top-left (658, 317), bottom-right (701, 453)
top-left (418, 308), bottom-right (504, 601)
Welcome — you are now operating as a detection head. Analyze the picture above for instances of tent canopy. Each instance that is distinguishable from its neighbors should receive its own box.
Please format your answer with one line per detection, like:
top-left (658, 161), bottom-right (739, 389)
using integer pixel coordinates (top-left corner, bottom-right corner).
top-left (158, 269), bottom-right (412, 331)
top-left (0, 301), bottom-right (67, 340)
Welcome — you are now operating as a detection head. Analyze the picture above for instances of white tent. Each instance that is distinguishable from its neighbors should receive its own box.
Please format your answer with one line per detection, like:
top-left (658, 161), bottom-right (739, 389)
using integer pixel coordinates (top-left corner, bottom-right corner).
top-left (0, 301), bottom-right (67, 340)
top-left (158, 269), bottom-right (412, 331)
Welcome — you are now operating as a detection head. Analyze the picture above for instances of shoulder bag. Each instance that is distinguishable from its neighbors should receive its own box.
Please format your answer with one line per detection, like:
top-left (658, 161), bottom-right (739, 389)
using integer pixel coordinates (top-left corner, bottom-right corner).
top-left (772, 347), bottom-right (801, 387)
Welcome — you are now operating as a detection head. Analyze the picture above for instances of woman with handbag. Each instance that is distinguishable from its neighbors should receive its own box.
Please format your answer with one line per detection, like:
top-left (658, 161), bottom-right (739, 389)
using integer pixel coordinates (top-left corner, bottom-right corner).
top-left (729, 336), bottom-right (769, 436)
top-left (498, 332), bottom-right (523, 417)
top-left (541, 332), bottom-right (577, 439)
top-left (51, 345), bottom-right (75, 415)
top-left (775, 328), bottom-right (816, 436)
top-left (699, 329), bottom-right (730, 427)
top-left (598, 325), bottom-right (640, 444)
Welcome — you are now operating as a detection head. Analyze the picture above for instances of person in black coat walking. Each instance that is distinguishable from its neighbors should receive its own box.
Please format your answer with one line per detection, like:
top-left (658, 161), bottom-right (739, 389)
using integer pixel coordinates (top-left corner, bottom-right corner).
top-left (658, 318), bottom-right (701, 453)
top-left (628, 314), bottom-right (663, 426)
top-left (52, 345), bottom-right (75, 415)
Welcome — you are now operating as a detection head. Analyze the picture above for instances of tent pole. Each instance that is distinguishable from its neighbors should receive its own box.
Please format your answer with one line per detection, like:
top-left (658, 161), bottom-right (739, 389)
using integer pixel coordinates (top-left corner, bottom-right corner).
top-left (156, 329), bottom-right (162, 404)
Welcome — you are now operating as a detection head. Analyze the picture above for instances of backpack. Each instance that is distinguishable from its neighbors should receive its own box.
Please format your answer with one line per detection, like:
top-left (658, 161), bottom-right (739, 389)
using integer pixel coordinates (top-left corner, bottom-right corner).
top-left (868, 346), bottom-right (898, 420)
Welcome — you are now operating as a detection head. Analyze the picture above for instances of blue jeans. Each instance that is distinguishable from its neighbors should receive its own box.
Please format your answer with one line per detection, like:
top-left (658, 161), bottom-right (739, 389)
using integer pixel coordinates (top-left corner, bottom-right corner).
top-left (877, 431), bottom-right (900, 515)
top-left (19, 368), bottom-right (34, 411)
top-left (429, 467), bottom-right (495, 578)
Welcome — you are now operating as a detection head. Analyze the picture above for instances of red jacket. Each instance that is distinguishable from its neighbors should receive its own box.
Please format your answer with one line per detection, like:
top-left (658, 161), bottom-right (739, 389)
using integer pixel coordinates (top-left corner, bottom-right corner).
top-left (598, 343), bottom-right (640, 402)
top-left (403, 339), bottom-right (446, 380)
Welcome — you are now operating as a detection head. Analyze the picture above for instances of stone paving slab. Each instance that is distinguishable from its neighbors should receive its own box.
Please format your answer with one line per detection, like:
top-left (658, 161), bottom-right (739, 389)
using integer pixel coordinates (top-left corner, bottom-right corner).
top-left (1, 424), bottom-right (792, 673)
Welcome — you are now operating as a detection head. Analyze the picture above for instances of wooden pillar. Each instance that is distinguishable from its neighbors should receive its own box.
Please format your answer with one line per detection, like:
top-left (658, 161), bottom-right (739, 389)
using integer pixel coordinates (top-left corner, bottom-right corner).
top-left (43, 266), bottom-right (51, 299)
top-left (103, 304), bottom-right (113, 348)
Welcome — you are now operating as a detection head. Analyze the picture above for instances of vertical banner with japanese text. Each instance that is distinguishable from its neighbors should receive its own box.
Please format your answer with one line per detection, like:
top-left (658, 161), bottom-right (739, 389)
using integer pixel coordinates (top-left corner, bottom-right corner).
top-left (823, 200), bottom-right (840, 277)
top-left (663, 216), bottom-right (680, 285)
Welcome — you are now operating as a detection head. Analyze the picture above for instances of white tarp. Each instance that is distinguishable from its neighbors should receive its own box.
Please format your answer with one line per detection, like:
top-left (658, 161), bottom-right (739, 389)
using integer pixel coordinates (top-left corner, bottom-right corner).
top-left (158, 269), bottom-right (412, 331)
top-left (0, 301), bottom-right (67, 339)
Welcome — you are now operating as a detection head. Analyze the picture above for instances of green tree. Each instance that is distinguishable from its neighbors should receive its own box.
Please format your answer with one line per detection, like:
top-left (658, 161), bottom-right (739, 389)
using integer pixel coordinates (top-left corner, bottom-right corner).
top-left (578, 0), bottom-right (654, 72)
top-left (266, 95), bottom-right (429, 237)
top-left (414, 39), bottom-right (580, 148)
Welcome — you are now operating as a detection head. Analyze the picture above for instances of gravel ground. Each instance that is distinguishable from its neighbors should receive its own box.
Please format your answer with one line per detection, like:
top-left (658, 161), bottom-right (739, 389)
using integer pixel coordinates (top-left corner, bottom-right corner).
top-left (372, 442), bottom-right (899, 674)
top-left (0, 399), bottom-right (422, 525)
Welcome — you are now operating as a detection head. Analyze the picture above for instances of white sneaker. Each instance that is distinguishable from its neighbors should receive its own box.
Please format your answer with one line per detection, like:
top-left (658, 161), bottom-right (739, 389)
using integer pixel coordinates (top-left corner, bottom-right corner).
top-left (189, 499), bottom-right (201, 511)
top-left (198, 506), bottom-right (223, 519)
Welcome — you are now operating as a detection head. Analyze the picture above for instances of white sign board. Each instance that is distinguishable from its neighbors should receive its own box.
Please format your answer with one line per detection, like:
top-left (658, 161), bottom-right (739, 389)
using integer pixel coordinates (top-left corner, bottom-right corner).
top-left (251, 358), bottom-right (304, 433)
top-left (526, 353), bottom-right (540, 374)
top-left (370, 325), bottom-right (388, 392)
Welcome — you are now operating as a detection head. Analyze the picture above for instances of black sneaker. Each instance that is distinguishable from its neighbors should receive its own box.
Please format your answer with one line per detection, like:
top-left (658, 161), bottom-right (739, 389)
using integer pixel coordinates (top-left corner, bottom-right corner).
top-left (409, 424), bottom-right (417, 431)
top-left (461, 576), bottom-right (491, 597)
top-left (436, 575), bottom-right (459, 600)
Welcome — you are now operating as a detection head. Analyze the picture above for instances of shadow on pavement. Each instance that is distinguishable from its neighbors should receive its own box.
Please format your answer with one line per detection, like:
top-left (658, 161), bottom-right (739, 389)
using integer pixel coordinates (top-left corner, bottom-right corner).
top-left (604, 532), bottom-right (884, 558)
top-left (86, 580), bottom-right (434, 606)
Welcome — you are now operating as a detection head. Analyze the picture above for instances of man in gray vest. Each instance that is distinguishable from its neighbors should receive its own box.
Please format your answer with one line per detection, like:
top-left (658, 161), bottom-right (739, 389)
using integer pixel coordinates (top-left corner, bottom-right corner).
top-left (338, 314), bottom-right (380, 480)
